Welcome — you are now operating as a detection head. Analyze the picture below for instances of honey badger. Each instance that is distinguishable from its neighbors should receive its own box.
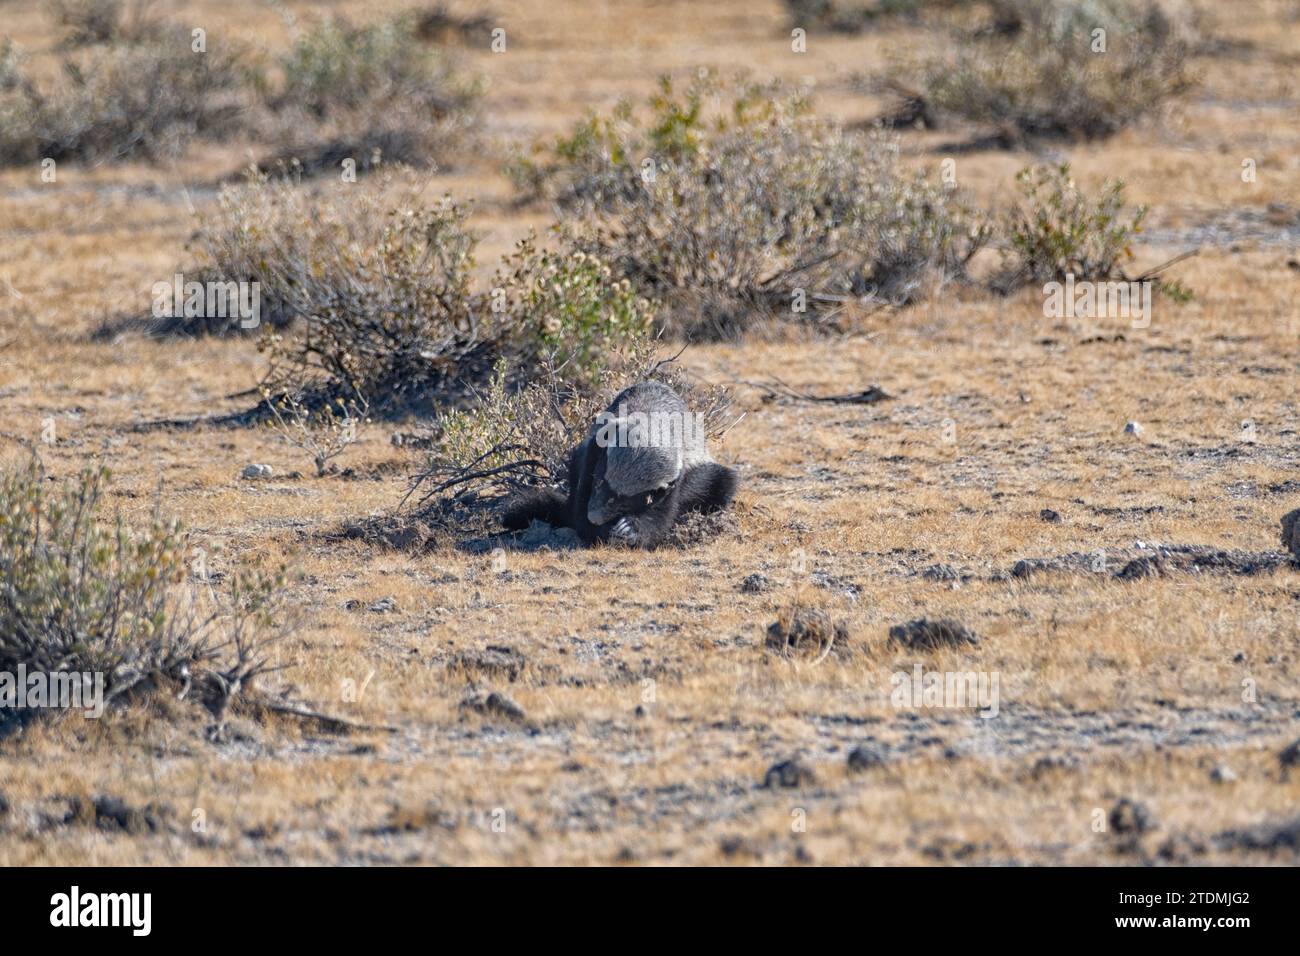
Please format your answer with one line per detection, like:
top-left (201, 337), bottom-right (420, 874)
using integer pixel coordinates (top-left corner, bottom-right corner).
top-left (502, 382), bottom-right (738, 548)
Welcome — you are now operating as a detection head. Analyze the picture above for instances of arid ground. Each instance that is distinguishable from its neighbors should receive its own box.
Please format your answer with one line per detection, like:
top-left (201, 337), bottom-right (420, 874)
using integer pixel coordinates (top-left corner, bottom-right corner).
top-left (1, 0), bottom-right (1299, 864)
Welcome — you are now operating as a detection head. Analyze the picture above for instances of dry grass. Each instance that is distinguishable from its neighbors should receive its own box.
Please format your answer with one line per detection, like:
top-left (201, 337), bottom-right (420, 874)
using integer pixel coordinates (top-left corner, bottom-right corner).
top-left (1, 0), bottom-right (1299, 866)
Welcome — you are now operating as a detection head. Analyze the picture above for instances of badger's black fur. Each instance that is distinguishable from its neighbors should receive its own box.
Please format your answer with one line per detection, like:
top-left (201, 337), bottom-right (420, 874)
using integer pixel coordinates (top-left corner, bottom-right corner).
top-left (501, 383), bottom-right (738, 549)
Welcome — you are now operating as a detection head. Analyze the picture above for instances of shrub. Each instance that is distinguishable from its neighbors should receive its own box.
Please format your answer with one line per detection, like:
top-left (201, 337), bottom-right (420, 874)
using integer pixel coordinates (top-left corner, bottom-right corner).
top-left (0, 30), bottom-right (250, 165)
top-left (252, 183), bottom-right (488, 414)
top-left (50, 0), bottom-right (163, 47)
top-left (261, 389), bottom-right (370, 478)
top-left (782, 0), bottom-right (960, 33)
top-left (922, 0), bottom-right (1195, 141)
top-left (997, 163), bottom-right (1146, 289)
top-left (508, 71), bottom-right (809, 208)
top-left (566, 112), bottom-right (987, 339)
top-left (492, 236), bottom-right (654, 387)
top-left (191, 170), bottom-right (659, 414)
top-left (0, 458), bottom-right (286, 717)
top-left (262, 14), bottom-right (479, 174)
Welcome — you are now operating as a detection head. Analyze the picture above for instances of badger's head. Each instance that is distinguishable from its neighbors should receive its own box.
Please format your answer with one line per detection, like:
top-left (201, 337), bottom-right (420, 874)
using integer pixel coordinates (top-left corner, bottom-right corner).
top-left (586, 422), bottom-right (683, 526)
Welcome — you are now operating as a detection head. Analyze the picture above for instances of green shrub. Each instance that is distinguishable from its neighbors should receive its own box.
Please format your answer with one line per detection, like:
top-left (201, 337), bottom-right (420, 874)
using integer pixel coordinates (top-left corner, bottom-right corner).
top-left (998, 163), bottom-right (1145, 288)
top-left (0, 458), bottom-right (285, 714)
top-left (923, 0), bottom-right (1195, 141)
top-left (493, 237), bottom-right (654, 387)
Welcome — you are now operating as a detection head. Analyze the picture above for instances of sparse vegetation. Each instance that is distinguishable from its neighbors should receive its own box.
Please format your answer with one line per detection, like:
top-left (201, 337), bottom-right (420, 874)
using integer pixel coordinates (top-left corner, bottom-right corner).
top-left (193, 170), bottom-right (664, 415)
top-left (261, 389), bottom-right (370, 478)
top-left (50, 0), bottom-right (163, 48)
top-left (568, 116), bottom-right (987, 339)
top-left (0, 9), bottom-right (477, 170)
top-left (0, 457), bottom-right (287, 717)
top-left (261, 13), bottom-right (479, 174)
top-left (922, 0), bottom-right (1195, 142)
top-left (4, 0), bottom-right (1295, 870)
top-left (997, 163), bottom-right (1146, 289)
top-left (0, 29), bottom-right (250, 165)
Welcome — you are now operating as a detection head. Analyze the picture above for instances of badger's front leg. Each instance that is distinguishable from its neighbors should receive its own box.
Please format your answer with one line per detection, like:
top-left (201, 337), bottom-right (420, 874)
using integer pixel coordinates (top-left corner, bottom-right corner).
top-left (608, 487), bottom-right (683, 550)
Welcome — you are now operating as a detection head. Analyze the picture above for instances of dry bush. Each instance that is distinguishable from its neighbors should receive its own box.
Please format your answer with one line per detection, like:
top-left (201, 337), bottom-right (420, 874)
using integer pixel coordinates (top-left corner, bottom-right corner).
top-left (190, 172), bottom-right (665, 418)
top-left (783, 0), bottom-right (964, 33)
top-left (0, 10), bottom-right (477, 171)
top-left (922, 0), bottom-right (1195, 142)
top-left (249, 182), bottom-right (492, 416)
top-left (568, 117), bottom-right (987, 340)
top-left (259, 14), bottom-right (479, 175)
top-left (996, 162), bottom-right (1146, 290)
top-left (49, 0), bottom-right (163, 47)
top-left (261, 389), bottom-right (370, 478)
top-left (414, 4), bottom-right (496, 46)
top-left (508, 71), bottom-right (809, 207)
top-left (0, 29), bottom-right (250, 165)
top-left (187, 169), bottom-right (490, 407)
top-left (0, 457), bottom-right (288, 721)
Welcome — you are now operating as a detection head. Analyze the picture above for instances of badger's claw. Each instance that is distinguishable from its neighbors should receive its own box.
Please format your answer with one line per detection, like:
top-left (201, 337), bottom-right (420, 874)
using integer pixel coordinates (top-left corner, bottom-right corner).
top-left (610, 517), bottom-right (639, 546)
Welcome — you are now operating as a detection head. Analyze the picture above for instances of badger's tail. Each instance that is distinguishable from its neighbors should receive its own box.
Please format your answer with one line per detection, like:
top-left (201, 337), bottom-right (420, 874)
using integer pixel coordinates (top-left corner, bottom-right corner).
top-left (501, 487), bottom-right (569, 532)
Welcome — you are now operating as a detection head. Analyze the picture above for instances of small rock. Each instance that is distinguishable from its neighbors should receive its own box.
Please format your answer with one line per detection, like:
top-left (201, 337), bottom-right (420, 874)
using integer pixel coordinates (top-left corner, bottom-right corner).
top-left (1280, 509), bottom-right (1300, 560)
top-left (1039, 508), bottom-right (1061, 523)
top-left (450, 646), bottom-right (526, 683)
top-left (763, 758), bottom-right (814, 789)
top-left (740, 572), bottom-right (771, 594)
top-left (766, 607), bottom-right (849, 654)
top-left (368, 597), bottom-right (398, 614)
top-left (1279, 739), bottom-right (1300, 770)
top-left (92, 795), bottom-right (166, 834)
top-left (888, 617), bottom-right (979, 651)
top-left (921, 564), bottom-right (961, 582)
top-left (1109, 797), bottom-right (1156, 835)
top-left (1210, 765), bottom-right (1238, 784)
top-left (1232, 651), bottom-right (1246, 664)
top-left (1124, 421), bottom-right (1143, 437)
top-left (240, 463), bottom-right (273, 479)
top-left (1026, 754), bottom-right (1081, 780)
top-left (719, 835), bottom-right (761, 859)
top-left (459, 689), bottom-right (526, 722)
top-left (847, 744), bottom-right (886, 773)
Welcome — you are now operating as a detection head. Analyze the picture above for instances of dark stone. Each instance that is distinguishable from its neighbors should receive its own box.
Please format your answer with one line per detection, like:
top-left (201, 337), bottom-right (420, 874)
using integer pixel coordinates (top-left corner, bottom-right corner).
top-left (763, 758), bottom-right (815, 789)
top-left (888, 618), bottom-right (979, 651)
